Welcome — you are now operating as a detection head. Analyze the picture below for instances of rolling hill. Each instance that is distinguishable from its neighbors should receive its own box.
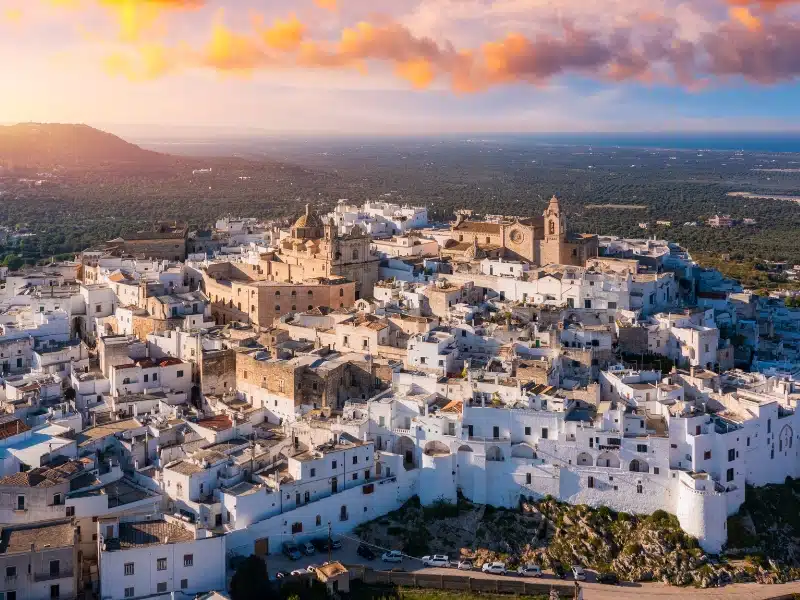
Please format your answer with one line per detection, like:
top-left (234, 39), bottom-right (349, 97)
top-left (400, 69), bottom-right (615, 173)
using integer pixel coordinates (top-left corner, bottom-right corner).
top-left (0, 123), bottom-right (172, 170)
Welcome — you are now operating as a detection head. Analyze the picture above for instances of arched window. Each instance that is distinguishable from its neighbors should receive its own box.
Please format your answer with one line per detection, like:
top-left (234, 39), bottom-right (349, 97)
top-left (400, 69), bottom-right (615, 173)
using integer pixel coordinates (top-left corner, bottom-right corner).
top-left (307, 290), bottom-right (313, 297)
top-left (339, 289), bottom-right (344, 297)
top-left (291, 305), bottom-right (296, 311)
top-left (291, 290), bottom-right (297, 297)
top-left (352, 249), bottom-right (359, 260)
top-left (275, 305), bottom-right (281, 311)
top-left (275, 291), bottom-right (280, 297)
top-left (308, 305), bottom-right (313, 310)
top-left (237, 302), bottom-right (241, 311)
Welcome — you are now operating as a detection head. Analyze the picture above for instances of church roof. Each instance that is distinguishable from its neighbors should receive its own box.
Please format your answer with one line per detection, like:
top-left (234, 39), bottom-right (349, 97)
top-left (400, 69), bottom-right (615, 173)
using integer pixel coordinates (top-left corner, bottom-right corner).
top-left (293, 204), bottom-right (323, 230)
top-left (453, 221), bottom-right (502, 234)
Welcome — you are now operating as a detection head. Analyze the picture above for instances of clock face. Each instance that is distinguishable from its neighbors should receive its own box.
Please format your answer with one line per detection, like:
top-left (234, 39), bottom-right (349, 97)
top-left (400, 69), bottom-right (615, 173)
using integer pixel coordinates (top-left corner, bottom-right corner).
top-left (510, 229), bottom-right (524, 244)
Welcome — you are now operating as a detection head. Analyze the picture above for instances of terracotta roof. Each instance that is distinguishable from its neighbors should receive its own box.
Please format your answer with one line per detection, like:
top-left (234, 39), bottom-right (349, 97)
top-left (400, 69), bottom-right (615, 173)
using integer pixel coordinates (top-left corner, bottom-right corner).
top-left (1, 521), bottom-right (75, 554)
top-left (159, 357), bottom-right (183, 367)
top-left (196, 415), bottom-right (233, 432)
top-left (440, 399), bottom-right (464, 414)
top-left (316, 561), bottom-right (348, 579)
top-left (0, 460), bottom-right (84, 488)
top-left (0, 419), bottom-right (30, 441)
top-left (107, 520), bottom-right (194, 550)
top-left (452, 221), bottom-right (502, 234)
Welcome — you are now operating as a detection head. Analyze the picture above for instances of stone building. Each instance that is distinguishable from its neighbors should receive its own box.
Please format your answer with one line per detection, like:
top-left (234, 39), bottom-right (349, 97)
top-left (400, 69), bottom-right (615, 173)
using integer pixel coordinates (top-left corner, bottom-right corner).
top-left (449, 196), bottom-right (598, 267)
top-left (202, 262), bottom-right (355, 329)
top-left (105, 223), bottom-right (188, 261)
top-left (260, 205), bottom-right (380, 300)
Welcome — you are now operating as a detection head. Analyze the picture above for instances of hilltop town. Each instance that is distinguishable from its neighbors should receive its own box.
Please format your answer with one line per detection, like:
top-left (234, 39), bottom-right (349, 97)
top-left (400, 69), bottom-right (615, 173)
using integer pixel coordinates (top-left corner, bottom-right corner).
top-left (0, 197), bottom-right (798, 598)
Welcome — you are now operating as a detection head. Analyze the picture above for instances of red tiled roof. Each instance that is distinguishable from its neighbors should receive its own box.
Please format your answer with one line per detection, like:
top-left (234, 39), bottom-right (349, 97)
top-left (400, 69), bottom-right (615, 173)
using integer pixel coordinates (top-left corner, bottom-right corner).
top-left (196, 415), bottom-right (232, 432)
top-left (0, 419), bottom-right (30, 441)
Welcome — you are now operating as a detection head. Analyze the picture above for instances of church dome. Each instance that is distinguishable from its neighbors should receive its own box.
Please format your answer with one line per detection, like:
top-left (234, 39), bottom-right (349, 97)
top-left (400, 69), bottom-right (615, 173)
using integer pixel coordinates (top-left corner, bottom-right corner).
top-left (294, 208), bottom-right (322, 230)
top-left (291, 204), bottom-right (324, 240)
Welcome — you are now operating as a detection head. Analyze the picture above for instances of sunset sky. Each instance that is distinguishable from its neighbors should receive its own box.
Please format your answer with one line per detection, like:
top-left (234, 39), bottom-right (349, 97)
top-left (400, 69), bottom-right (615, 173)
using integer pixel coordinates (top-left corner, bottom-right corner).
top-left (3, 0), bottom-right (800, 134)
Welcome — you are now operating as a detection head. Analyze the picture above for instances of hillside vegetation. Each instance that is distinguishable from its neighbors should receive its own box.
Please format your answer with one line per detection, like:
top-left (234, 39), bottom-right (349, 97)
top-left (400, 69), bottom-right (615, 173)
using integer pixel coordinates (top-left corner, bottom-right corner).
top-left (355, 495), bottom-right (800, 587)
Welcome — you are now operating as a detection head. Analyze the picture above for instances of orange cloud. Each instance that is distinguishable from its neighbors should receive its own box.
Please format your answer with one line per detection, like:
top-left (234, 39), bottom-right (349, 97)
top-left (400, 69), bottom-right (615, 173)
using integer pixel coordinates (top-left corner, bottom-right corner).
top-left (729, 6), bottom-right (762, 29)
top-left (395, 58), bottom-right (435, 89)
top-left (314, 0), bottom-right (337, 11)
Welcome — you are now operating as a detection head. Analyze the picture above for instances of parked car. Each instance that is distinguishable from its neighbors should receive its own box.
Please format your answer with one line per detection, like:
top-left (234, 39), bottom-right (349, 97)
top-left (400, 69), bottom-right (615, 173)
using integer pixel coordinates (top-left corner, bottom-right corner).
top-left (571, 565), bottom-right (586, 581)
top-left (597, 572), bottom-right (619, 585)
top-left (551, 561), bottom-right (567, 579)
top-left (357, 543), bottom-right (376, 560)
top-left (311, 537), bottom-right (343, 552)
top-left (302, 542), bottom-right (316, 556)
top-left (457, 560), bottom-right (474, 571)
top-left (382, 550), bottom-right (404, 563)
top-left (282, 542), bottom-right (302, 561)
top-left (422, 555), bottom-right (450, 568)
top-left (517, 564), bottom-right (543, 577)
top-left (290, 569), bottom-right (307, 576)
top-left (481, 562), bottom-right (507, 575)
top-left (306, 565), bottom-right (320, 573)
top-left (275, 571), bottom-right (290, 579)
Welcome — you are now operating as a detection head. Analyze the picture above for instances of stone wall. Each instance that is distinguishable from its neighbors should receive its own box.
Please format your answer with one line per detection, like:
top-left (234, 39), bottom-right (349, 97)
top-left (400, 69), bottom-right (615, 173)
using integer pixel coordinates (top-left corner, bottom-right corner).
top-left (201, 349), bottom-right (237, 395)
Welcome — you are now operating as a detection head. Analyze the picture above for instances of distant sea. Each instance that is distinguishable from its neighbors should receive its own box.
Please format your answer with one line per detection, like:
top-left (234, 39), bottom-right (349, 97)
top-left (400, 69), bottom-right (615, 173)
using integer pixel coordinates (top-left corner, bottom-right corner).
top-left (494, 133), bottom-right (800, 153)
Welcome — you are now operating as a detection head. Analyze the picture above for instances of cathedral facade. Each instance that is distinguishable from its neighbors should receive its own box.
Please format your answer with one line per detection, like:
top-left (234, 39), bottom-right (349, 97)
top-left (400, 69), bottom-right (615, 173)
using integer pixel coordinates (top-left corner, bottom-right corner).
top-left (450, 196), bottom-right (598, 267)
top-left (260, 205), bottom-right (380, 300)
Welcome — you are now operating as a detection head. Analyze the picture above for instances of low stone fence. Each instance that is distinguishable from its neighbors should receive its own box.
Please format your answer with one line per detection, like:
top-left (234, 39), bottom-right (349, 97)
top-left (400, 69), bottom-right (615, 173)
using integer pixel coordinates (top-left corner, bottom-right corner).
top-left (348, 565), bottom-right (575, 597)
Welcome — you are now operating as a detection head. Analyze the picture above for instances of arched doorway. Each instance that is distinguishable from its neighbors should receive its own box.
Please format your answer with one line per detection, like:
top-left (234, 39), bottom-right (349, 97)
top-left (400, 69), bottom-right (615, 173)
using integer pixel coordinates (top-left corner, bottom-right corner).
top-left (629, 458), bottom-right (649, 473)
top-left (576, 452), bottom-right (592, 466)
top-left (596, 451), bottom-right (620, 468)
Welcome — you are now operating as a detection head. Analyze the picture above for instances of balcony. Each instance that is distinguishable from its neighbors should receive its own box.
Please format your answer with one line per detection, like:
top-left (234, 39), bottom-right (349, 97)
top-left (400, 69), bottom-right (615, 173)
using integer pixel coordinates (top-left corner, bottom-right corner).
top-left (34, 568), bottom-right (73, 582)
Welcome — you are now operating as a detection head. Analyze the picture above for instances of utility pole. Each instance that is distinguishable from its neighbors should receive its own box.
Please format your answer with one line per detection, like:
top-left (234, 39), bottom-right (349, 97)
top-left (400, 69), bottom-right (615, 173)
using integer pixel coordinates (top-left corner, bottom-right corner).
top-left (327, 521), bottom-right (332, 564)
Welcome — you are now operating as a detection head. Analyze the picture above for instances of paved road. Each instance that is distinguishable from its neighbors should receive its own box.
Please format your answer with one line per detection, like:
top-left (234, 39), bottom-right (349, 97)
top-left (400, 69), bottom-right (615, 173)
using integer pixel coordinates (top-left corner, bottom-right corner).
top-left (264, 537), bottom-right (800, 599)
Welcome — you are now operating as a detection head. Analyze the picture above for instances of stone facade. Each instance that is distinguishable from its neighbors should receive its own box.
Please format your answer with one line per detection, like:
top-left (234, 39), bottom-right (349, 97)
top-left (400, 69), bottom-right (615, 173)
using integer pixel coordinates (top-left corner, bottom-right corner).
top-left (450, 196), bottom-right (598, 267)
top-left (260, 205), bottom-right (380, 300)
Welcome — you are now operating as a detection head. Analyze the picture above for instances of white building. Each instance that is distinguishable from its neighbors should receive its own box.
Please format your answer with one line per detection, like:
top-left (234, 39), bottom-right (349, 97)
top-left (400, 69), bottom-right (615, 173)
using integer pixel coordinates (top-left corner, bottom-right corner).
top-left (98, 516), bottom-right (226, 600)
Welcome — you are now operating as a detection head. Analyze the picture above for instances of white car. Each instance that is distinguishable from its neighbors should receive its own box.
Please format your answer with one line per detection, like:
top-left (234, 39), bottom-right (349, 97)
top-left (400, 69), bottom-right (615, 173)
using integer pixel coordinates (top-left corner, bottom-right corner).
top-left (422, 554), bottom-right (450, 568)
top-left (481, 562), bottom-right (507, 575)
top-left (457, 560), bottom-right (474, 571)
top-left (382, 550), bottom-right (404, 563)
top-left (517, 564), bottom-right (543, 578)
top-left (571, 565), bottom-right (586, 581)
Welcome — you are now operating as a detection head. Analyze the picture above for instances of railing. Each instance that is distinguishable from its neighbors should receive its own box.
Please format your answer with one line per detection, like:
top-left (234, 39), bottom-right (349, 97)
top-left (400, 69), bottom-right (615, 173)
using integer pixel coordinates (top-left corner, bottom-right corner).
top-left (467, 435), bottom-right (510, 442)
top-left (392, 428), bottom-right (411, 435)
top-left (34, 569), bottom-right (73, 582)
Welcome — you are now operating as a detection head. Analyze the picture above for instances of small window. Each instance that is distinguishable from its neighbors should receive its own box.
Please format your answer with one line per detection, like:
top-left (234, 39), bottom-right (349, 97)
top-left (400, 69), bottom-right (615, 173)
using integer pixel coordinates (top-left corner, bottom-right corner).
top-left (636, 483), bottom-right (643, 494)
top-left (49, 560), bottom-right (60, 577)
top-left (157, 582), bottom-right (167, 593)
top-left (332, 460), bottom-right (337, 469)
top-left (316, 515), bottom-right (322, 526)
top-left (352, 473), bottom-right (358, 481)
top-left (588, 476), bottom-right (594, 488)
top-left (727, 468), bottom-right (734, 482)
top-left (310, 468), bottom-right (316, 477)
top-left (184, 554), bottom-right (193, 567)
top-left (124, 588), bottom-right (135, 598)
top-left (653, 467), bottom-right (660, 475)
top-left (124, 563), bottom-right (135, 576)
top-left (181, 579), bottom-right (188, 590)
top-left (526, 473), bottom-right (531, 484)
top-left (157, 558), bottom-right (167, 571)
top-left (6, 566), bottom-right (16, 578)
top-left (728, 448), bottom-right (736, 462)
top-left (636, 444), bottom-right (647, 453)
top-left (177, 370), bottom-right (184, 378)
top-left (143, 374), bottom-right (149, 383)
top-left (291, 522), bottom-right (302, 534)
top-left (353, 456), bottom-right (358, 465)
top-left (541, 428), bottom-right (548, 440)
top-left (65, 506), bottom-right (74, 517)
top-left (703, 450), bottom-right (711, 460)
